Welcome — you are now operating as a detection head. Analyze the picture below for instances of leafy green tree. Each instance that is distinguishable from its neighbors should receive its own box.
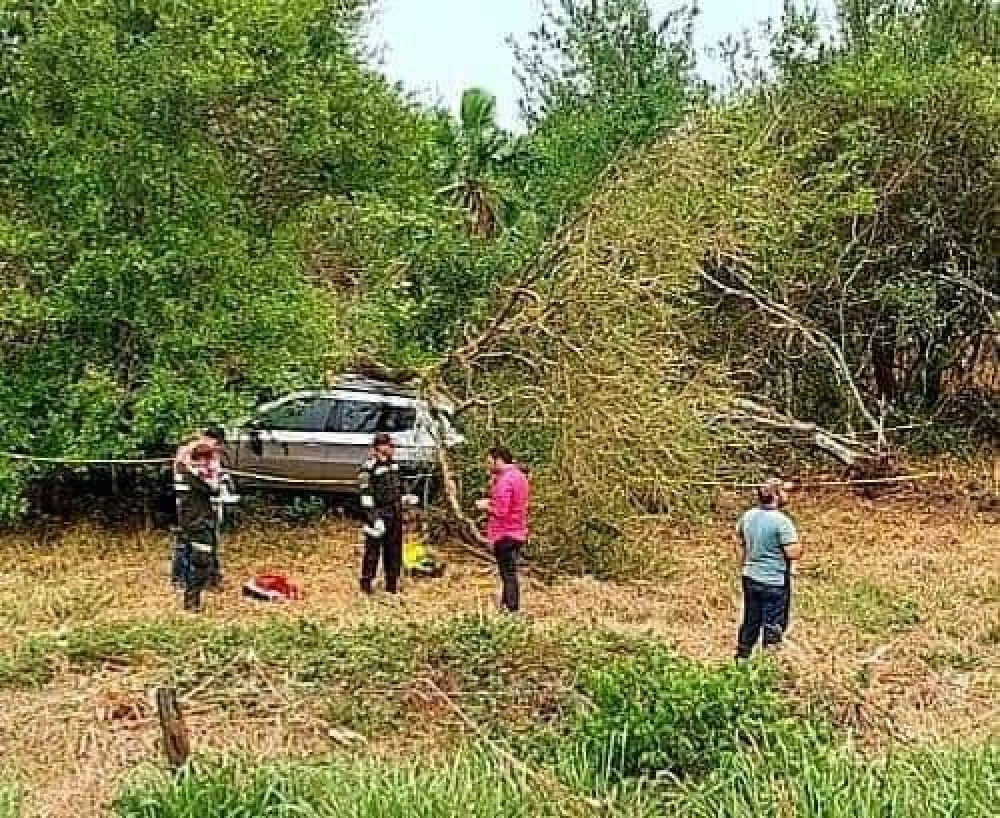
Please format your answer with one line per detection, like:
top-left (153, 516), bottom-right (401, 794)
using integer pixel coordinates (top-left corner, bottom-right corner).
top-left (512, 0), bottom-right (702, 227)
top-left (702, 0), bottom-right (999, 432)
top-left (0, 0), bottom-right (437, 515)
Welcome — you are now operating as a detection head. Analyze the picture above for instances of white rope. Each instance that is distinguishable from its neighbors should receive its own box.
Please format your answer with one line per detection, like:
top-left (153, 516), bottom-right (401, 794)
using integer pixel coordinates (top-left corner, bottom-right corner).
top-left (0, 449), bottom-right (952, 488)
top-left (0, 452), bottom-right (171, 465)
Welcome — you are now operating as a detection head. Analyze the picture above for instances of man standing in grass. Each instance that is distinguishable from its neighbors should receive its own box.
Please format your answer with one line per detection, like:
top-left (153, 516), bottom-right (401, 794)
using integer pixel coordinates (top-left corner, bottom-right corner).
top-left (736, 478), bottom-right (802, 658)
top-left (476, 446), bottom-right (530, 614)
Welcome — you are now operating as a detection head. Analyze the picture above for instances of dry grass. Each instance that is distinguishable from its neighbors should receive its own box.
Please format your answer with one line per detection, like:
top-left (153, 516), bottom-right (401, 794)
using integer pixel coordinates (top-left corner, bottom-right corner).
top-left (0, 486), bottom-right (997, 817)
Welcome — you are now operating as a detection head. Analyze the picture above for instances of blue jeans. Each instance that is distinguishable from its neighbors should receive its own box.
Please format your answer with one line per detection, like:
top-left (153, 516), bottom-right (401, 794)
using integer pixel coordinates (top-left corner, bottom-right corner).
top-left (737, 576), bottom-right (789, 658)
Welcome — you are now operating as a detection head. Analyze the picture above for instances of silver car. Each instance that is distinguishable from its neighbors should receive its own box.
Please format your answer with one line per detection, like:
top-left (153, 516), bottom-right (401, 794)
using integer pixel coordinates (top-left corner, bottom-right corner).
top-left (225, 375), bottom-right (463, 494)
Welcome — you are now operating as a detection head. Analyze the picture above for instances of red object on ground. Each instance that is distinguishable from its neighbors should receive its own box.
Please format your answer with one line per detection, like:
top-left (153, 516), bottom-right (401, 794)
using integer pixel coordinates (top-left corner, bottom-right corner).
top-left (242, 573), bottom-right (302, 602)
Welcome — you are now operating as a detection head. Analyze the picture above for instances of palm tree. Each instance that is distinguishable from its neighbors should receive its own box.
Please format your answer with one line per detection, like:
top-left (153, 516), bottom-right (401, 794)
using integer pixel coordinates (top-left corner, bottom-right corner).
top-left (437, 88), bottom-right (525, 239)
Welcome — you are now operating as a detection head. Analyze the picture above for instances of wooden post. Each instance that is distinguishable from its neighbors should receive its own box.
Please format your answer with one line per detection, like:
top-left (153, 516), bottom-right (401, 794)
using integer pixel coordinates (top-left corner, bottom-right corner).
top-left (155, 687), bottom-right (191, 772)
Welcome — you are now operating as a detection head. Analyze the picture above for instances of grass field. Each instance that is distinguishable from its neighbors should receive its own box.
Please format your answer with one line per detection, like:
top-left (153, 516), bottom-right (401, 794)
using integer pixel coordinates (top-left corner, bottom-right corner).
top-left (0, 481), bottom-right (997, 816)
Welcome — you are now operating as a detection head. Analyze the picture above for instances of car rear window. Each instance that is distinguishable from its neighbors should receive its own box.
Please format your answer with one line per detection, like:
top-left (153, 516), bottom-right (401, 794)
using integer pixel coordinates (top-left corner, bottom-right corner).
top-left (329, 400), bottom-right (381, 433)
top-left (256, 397), bottom-right (333, 431)
top-left (379, 406), bottom-right (417, 433)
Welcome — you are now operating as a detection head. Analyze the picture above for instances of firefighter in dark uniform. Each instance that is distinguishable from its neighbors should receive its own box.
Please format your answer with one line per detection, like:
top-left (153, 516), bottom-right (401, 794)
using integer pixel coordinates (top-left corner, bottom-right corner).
top-left (359, 432), bottom-right (405, 595)
top-left (174, 444), bottom-right (221, 612)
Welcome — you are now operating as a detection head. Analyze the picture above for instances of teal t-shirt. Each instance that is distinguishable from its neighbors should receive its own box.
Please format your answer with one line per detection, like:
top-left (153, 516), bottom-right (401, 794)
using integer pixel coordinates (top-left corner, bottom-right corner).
top-left (738, 508), bottom-right (798, 587)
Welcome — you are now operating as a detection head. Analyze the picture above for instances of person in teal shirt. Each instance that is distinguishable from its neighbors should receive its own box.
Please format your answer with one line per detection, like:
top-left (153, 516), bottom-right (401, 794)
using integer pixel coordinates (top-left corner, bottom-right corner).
top-left (736, 479), bottom-right (802, 658)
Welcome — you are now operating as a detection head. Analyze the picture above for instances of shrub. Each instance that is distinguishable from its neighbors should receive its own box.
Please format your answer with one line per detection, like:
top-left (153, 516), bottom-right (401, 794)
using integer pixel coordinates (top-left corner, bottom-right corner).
top-left (571, 646), bottom-right (789, 779)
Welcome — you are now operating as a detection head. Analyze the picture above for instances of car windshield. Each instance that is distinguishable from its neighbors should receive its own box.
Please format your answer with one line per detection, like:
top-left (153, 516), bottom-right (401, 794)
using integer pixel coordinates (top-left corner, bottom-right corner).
top-left (327, 400), bottom-right (418, 433)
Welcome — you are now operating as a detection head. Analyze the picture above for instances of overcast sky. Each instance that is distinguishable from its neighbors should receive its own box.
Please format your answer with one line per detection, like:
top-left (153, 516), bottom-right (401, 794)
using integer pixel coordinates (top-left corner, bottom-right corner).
top-left (368, 1), bottom-right (838, 129)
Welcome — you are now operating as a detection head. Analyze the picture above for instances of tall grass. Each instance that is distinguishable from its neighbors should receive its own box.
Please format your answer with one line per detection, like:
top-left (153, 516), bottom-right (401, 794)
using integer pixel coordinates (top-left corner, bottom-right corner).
top-left (662, 740), bottom-right (1000, 817)
top-left (113, 752), bottom-right (575, 818)
top-left (112, 740), bottom-right (1000, 818)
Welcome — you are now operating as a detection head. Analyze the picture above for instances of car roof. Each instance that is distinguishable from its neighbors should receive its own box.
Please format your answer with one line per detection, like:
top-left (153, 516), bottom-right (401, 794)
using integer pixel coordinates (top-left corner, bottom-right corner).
top-left (331, 374), bottom-right (419, 398)
top-left (255, 374), bottom-right (456, 414)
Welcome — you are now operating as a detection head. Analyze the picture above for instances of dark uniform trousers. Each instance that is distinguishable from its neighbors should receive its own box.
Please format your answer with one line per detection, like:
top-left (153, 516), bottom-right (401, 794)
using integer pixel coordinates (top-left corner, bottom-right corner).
top-left (174, 469), bottom-right (220, 612)
top-left (361, 510), bottom-right (403, 594)
top-left (182, 525), bottom-right (217, 612)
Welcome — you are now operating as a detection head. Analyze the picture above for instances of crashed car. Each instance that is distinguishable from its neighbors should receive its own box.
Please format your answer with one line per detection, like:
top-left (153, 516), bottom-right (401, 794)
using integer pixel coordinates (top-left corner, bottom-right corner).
top-left (224, 375), bottom-right (463, 496)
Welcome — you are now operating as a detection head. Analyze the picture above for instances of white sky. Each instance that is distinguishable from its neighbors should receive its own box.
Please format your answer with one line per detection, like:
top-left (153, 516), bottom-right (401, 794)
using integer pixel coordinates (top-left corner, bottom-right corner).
top-left (368, 1), bottom-right (839, 129)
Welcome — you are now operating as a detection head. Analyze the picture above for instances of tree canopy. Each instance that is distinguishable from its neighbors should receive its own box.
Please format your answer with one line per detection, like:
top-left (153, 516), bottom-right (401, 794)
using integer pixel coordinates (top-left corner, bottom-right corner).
top-left (0, 0), bottom-right (996, 542)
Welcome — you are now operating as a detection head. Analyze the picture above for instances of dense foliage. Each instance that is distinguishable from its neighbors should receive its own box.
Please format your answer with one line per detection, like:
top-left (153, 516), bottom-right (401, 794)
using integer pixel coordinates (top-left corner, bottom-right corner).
top-left (0, 0), bottom-right (996, 528)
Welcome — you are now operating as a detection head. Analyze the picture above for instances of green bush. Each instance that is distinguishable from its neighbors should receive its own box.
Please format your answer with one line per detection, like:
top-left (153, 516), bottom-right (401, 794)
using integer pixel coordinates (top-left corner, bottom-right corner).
top-left (571, 647), bottom-right (789, 780)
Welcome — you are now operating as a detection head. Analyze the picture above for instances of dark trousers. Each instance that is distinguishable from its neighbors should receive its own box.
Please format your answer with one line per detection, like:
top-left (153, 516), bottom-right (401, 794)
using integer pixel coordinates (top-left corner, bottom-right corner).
top-left (170, 532), bottom-right (222, 588)
top-left (173, 530), bottom-right (221, 589)
top-left (494, 539), bottom-right (524, 613)
top-left (737, 576), bottom-right (789, 658)
top-left (183, 545), bottom-right (215, 612)
top-left (361, 511), bottom-right (403, 593)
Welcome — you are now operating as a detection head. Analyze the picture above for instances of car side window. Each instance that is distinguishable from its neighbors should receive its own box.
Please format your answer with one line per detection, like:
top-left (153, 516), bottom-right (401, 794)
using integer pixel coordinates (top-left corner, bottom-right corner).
top-left (329, 400), bottom-right (382, 433)
top-left (256, 397), bottom-right (333, 432)
top-left (379, 405), bottom-right (417, 433)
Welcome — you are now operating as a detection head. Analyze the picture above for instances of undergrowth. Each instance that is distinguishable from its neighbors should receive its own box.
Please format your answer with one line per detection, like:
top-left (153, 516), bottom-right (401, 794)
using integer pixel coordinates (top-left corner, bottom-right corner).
top-left (564, 647), bottom-right (794, 779)
top-left (111, 739), bottom-right (1000, 818)
top-left (0, 615), bottom-right (640, 736)
top-left (664, 740), bottom-right (1000, 817)
top-left (113, 753), bottom-right (575, 818)
top-left (5, 613), bottom-right (998, 817)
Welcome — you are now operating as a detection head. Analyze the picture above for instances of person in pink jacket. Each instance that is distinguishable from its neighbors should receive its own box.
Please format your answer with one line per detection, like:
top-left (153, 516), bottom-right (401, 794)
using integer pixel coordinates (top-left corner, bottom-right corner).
top-left (476, 446), bottom-right (530, 613)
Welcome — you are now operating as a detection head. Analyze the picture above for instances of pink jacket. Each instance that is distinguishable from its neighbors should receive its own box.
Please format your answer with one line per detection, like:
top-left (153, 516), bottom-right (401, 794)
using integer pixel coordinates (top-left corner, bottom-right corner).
top-left (486, 464), bottom-right (530, 545)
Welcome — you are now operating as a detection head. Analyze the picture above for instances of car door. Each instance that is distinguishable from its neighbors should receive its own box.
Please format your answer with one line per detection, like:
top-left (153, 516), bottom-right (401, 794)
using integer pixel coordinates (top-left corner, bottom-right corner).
top-left (324, 395), bottom-right (383, 485)
top-left (239, 394), bottom-right (335, 483)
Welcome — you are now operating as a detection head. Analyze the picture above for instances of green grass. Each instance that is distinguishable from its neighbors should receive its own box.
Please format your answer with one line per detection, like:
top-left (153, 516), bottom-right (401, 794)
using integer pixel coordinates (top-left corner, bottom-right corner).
top-left (663, 740), bottom-right (1000, 817)
top-left (113, 753), bottom-right (584, 818)
top-left (0, 614), bottom-right (643, 736)
top-left (111, 739), bottom-right (1000, 818)
top-left (0, 780), bottom-right (21, 818)
top-left (825, 580), bottom-right (922, 634)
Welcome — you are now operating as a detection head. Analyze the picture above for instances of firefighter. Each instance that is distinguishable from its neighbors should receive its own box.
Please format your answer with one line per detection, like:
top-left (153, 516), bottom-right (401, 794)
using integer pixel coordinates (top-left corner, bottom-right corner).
top-left (174, 442), bottom-right (221, 612)
top-left (172, 427), bottom-right (227, 589)
top-left (358, 432), bottom-right (405, 595)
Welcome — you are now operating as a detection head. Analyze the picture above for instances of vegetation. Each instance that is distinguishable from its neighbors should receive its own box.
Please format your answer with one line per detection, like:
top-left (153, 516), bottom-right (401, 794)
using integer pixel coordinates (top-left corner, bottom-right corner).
top-left (0, 782), bottom-right (19, 818)
top-left (567, 648), bottom-right (789, 779)
top-left (1, 1), bottom-right (995, 554)
top-left (113, 754), bottom-right (572, 818)
top-left (109, 739), bottom-right (1000, 818)
top-left (0, 490), bottom-right (996, 816)
top-left (664, 740), bottom-right (1000, 818)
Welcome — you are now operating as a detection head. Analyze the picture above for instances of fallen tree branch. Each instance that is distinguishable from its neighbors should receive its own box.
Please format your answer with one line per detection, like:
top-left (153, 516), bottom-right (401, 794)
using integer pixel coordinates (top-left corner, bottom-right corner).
top-left (723, 398), bottom-right (878, 467)
top-left (431, 431), bottom-right (494, 562)
top-left (701, 260), bottom-right (884, 443)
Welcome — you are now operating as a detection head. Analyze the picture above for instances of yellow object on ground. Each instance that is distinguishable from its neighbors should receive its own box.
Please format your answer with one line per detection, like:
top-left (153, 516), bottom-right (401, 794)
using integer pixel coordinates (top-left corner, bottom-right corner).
top-left (403, 537), bottom-right (445, 577)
